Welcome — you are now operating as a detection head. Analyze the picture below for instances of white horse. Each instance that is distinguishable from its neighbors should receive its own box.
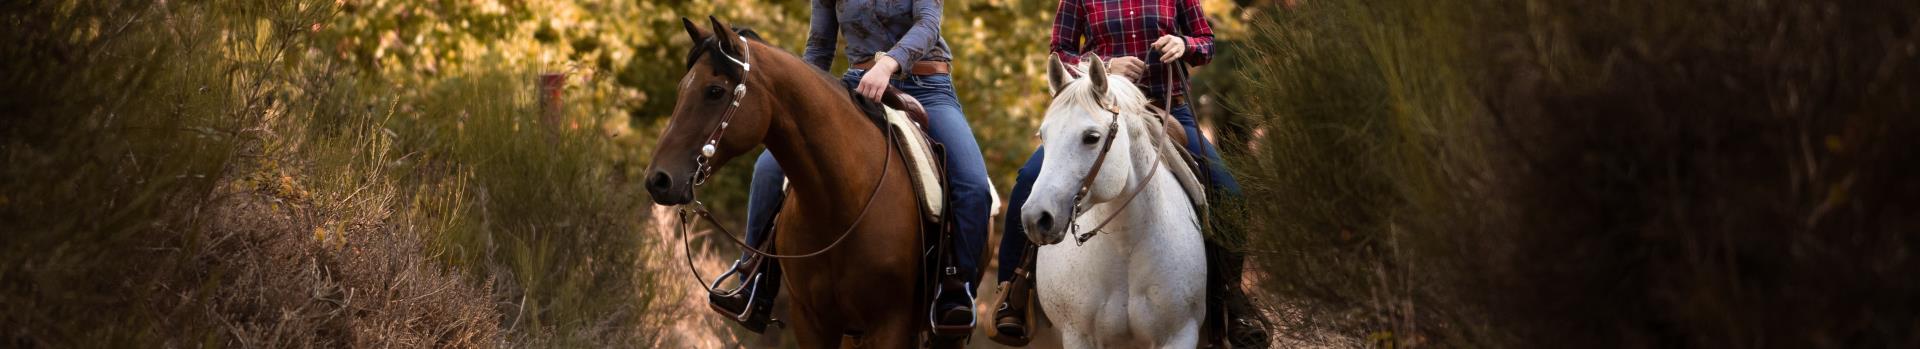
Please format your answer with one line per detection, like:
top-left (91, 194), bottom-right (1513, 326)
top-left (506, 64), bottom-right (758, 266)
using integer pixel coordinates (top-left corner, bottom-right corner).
top-left (1019, 54), bottom-right (1209, 348)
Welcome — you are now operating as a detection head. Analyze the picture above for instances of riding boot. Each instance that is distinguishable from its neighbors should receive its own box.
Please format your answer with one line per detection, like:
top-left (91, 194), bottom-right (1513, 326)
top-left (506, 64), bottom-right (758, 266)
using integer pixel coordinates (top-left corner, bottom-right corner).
top-left (1206, 238), bottom-right (1271, 348)
top-left (708, 254), bottom-right (779, 333)
top-left (989, 241), bottom-right (1038, 346)
top-left (931, 228), bottom-right (976, 335)
top-left (934, 277), bottom-right (976, 333)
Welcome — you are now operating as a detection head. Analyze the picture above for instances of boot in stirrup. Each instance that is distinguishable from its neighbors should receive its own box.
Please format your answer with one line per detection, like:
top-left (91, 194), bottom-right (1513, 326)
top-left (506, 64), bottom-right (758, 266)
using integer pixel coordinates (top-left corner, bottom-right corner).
top-left (930, 268), bottom-right (976, 335)
top-left (706, 255), bottom-right (775, 333)
top-left (989, 278), bottom-right (1036, 346)
top-left (1223, 288), bottom-right (1272, 348)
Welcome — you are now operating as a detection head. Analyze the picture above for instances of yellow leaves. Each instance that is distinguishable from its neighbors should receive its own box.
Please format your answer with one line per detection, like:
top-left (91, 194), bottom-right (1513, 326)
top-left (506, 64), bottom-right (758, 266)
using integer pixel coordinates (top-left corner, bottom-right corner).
top-left (1367, 330), bottom-right (1396, 348)
top-left (277, 174), bottom-right (313, 202)
top-left (312, 221), bottom-right (348, 250)
top-left (1200, 0), bottom-right (1249, 37)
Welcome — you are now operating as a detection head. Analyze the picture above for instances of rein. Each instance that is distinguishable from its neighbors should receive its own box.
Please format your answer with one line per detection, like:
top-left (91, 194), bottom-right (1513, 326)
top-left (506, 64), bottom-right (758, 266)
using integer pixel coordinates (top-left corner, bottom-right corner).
top-left (1064, 56), bottom-right (1187, 245)
top-left (1065, 96), bottom-right (1168, 246)
top-left (672, 34), bottom-right (897, 297)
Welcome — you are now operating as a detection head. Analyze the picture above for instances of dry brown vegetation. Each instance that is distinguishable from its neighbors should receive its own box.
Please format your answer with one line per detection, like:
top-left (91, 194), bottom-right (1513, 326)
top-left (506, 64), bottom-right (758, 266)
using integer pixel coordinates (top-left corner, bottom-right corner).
top-left (1220, 0), bottom-right (1920, 347)
top-left (2, 1), bottom-right (678, 346)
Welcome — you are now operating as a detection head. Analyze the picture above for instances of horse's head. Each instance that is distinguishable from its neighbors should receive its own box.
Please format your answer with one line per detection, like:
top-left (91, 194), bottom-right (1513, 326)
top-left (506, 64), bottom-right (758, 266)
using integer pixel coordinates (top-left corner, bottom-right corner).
top-left (644, 17), bottom-right (776, 205)
top-left (1022, 54), bottom-right (1158, 245)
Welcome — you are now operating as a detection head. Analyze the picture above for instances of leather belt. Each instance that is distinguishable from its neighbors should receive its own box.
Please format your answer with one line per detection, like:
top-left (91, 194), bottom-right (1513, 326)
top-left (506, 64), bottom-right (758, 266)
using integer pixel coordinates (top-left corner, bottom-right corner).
top-left (853, 60), bottom-right (952, 76)
top-left (1150, 94), bottom-right (1189, 110)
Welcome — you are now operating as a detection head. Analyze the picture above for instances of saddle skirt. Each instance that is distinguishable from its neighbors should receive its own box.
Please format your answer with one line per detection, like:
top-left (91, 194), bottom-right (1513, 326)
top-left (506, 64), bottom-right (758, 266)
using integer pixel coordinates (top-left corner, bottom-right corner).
top-left (883, 105), bottom-right (947, 224)
top-left (1143, 106), bottom-right (1209, 215)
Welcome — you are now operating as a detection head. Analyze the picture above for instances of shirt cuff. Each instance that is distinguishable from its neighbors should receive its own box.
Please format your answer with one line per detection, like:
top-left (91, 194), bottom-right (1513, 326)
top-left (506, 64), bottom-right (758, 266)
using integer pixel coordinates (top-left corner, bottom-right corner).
top-left (887, 47), bottom-right (917, 77)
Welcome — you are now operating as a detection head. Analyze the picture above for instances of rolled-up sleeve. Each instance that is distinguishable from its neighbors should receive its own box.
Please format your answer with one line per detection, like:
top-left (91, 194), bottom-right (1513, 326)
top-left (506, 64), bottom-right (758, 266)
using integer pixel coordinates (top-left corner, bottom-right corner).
top-left (802, 0), bottom-right (840, 71)
top-left (886, 0), bottom-right (944, 66)
top-left (1049, 0), bottom-right (1086, 70)
top-left (1175, 0), bottom-right (1214, 66)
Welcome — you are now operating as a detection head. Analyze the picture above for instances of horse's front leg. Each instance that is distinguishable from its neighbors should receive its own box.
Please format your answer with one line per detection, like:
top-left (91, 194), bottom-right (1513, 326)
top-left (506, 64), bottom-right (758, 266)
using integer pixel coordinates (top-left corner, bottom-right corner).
top-left (852, 312), bottom-right (922, 349)
top-left (1152, 319), bottom-right (1202, 349)
top-left (1055, 326), bottom-right (1097, 349)
top-left (787, 306), bottom-right (841, 348)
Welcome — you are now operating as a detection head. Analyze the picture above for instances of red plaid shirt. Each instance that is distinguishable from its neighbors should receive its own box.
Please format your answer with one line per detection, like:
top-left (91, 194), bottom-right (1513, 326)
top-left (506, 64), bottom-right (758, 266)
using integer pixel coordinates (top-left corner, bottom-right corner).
top-left (1051, 0), bottom-right (1216, 98)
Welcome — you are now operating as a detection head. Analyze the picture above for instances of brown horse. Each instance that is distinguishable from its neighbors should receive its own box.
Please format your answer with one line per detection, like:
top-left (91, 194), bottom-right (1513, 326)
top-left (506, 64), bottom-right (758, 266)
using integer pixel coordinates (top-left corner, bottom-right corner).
top-left (643, 17), bottom-right (929, 347)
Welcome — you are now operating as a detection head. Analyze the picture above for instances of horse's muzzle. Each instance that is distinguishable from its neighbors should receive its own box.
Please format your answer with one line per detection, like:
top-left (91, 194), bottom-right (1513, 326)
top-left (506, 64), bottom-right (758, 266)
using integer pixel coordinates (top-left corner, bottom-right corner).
top-left (1022, 206), bottom-right (1067, 245)
top-left (645, 170), bottom-right (693, 205)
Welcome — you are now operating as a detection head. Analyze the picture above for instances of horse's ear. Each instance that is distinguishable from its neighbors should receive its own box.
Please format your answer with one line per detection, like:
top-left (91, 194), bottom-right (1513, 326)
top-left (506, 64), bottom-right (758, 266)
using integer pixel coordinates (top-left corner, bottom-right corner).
top-left (1085, 53), bottom-right (1109, 101)
top-left (708, 16), bottom-right (738, 54)
top-left (682, 17), bottom-right (709, 43)
top-left (1047, 54), bottom-right (1073, 96)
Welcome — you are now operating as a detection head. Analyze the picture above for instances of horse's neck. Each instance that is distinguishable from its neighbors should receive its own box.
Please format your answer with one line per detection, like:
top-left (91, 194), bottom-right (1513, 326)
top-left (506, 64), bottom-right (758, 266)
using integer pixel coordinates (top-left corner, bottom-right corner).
top-left (757, 57), bottom-right (889, 210)
top-left (1105, 130), bottom-right (1195, 239)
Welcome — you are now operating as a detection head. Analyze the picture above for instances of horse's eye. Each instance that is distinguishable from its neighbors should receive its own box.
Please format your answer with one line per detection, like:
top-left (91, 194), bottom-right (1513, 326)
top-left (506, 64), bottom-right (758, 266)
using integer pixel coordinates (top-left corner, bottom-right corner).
top-left (705, 86), bottom-right (726, 100)
top-left (1081, 130), bottom-right (1101, 145)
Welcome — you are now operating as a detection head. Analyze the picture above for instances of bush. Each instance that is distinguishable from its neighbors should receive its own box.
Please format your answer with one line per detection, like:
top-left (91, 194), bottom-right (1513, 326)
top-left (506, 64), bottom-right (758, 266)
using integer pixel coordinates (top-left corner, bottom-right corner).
top-left (1, 0), bottom-right (670, 346)
top-left (1225, 0), bottom-right (1920, 347)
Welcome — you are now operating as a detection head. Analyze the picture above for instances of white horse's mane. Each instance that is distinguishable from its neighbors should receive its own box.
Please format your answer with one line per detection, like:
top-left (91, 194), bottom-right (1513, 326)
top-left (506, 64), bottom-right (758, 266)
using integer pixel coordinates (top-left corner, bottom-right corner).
top-left (1040, 72), bottom-right (1153, 133)
top-left (1041, 68), bottom-right (1209, 210)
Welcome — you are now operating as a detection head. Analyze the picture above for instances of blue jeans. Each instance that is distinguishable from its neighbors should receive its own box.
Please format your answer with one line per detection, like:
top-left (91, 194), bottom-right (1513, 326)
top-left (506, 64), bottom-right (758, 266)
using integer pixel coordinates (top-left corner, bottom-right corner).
top-left (740, 71), bottom-right (993, 286)
top-left (996, 104), bottom-right (1240, 281)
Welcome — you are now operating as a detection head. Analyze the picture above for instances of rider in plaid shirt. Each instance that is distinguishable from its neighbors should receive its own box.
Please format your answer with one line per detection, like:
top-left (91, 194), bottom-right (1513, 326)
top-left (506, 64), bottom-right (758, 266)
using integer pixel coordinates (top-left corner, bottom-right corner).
top-left (1050, 0), bottom-right (1215, 98)
top-left (992, 0), bottom-right (1271, 346)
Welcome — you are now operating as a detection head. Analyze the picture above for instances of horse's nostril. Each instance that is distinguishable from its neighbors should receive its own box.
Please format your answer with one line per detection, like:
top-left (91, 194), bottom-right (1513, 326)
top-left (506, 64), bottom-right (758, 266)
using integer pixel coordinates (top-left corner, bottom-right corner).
top-left (1036, 211), bottom-right (1055, 233)
top-left (647, 171), bottom-right (672, 192)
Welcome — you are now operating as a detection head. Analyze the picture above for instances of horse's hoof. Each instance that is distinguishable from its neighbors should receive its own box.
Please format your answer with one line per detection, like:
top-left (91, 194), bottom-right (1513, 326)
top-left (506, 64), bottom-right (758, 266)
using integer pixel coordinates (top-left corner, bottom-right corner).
top-left (1227, 317), bottom-right (1273, 348)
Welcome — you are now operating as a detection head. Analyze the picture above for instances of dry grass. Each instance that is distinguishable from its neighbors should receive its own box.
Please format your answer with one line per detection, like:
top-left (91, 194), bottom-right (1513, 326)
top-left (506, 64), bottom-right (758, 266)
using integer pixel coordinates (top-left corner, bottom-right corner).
top-left (1, 0), bottom-right (677, 346)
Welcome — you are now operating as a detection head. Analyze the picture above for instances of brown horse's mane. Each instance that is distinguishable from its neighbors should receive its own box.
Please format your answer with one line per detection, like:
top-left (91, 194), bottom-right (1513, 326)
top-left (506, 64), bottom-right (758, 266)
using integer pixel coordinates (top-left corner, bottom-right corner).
top-left (685, 27), bottom-right (890, 128)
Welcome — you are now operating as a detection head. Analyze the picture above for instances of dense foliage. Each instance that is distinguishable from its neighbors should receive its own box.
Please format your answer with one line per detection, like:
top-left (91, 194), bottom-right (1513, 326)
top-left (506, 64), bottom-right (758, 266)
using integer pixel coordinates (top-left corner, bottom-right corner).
top-left (1222, 0), bottom-right (1920, 347)
top-left (0, 0), bottom-right (1249, 346)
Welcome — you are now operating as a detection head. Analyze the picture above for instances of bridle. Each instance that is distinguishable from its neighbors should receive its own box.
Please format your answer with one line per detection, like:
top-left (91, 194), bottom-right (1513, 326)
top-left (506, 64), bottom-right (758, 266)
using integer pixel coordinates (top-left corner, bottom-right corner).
top-left (1061, 86), bottom-right (1167, 246)
top-left (671, 33), bottom-right (896, 297)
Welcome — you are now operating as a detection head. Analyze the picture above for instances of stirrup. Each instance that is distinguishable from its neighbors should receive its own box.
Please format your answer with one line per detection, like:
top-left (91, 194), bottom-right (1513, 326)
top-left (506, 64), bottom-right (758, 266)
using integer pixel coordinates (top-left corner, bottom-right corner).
top-left (706, 273), bottom-right (779, 333)
top-left (988, 281), bottom-right (1035, 346)
top-left (930, 282), bottom-right (977, 335)
top-left (708, 258), bottom-right (754, 297)
top-left (706, 273), bottom-right (763, 319)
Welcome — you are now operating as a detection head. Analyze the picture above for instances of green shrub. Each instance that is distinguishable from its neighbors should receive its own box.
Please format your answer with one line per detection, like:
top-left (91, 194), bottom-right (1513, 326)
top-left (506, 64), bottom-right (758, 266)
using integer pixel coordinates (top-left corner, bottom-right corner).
top-left (1224, 0), bottom-right (1920, 347)
top-left (1, 0), bottom-right (671, 346)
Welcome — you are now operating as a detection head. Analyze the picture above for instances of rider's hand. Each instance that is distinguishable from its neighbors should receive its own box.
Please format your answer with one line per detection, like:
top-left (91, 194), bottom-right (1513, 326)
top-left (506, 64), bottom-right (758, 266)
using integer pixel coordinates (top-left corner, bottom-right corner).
top-left (1152, 35), bottom-right (1187, 63)
top-left (1106, 56), bottom-right (1147, 82)
top-left (857, 56), bottom-right (898, 101)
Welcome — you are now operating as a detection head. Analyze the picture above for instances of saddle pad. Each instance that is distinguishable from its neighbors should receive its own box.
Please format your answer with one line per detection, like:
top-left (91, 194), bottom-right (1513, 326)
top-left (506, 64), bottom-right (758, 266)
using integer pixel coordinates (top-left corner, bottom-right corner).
top-left (1146, 110), bottom-right (1209, 214)
top-left (885, 107), bottom-right (946, 223)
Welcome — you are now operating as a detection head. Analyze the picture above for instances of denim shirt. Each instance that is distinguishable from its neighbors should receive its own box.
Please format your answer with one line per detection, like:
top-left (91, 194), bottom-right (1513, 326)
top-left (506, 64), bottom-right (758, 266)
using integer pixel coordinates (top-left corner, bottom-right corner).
top-left (801, 0), bottom-right (953, 72)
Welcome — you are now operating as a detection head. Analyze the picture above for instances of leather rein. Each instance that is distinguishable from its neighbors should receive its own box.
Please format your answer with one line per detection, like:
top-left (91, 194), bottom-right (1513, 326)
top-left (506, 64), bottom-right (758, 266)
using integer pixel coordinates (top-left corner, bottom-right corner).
top-left (674, 33), bottom-right (896, 296)
top-left (1062, 66), bottom-right (1177, 246)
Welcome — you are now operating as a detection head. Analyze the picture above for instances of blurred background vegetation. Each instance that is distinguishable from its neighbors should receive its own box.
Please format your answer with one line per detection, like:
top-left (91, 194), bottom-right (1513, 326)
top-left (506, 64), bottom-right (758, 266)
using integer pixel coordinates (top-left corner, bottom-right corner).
top-left (1219, 0), bottom-right (1919, 347)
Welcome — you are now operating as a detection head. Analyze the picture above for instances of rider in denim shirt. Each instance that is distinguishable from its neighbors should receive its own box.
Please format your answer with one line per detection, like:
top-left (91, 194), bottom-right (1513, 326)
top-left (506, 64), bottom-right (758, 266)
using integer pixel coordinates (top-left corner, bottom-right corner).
top-left (711, 0), bottom-right (993, 333)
